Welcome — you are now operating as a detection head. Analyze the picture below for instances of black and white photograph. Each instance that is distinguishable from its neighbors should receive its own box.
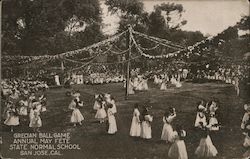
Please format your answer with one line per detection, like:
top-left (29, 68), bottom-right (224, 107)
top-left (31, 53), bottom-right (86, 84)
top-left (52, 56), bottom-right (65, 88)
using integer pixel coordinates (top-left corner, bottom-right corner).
top-left (0, 0), bottom-right (250, 158)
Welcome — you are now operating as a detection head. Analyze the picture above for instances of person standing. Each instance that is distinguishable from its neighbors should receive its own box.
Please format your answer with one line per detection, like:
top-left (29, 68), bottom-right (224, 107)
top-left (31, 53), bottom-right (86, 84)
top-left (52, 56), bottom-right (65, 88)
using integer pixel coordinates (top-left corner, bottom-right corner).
top-left (161, 107), bottom-right (176, 143)
top-left (141, 106), bottom-right (153, 139)
top-left (195, 123), bottom-right (218, 158)
top-left (70, 99), bottom-right (84, 127)
top-left (4, 104), bottom-right (20, 132)
top-left (130, 104), bottom-right (141, 137)
top-left (168, 126), bottom-right (188, 159)
top-left (107, 104), bottom-right (117, 134)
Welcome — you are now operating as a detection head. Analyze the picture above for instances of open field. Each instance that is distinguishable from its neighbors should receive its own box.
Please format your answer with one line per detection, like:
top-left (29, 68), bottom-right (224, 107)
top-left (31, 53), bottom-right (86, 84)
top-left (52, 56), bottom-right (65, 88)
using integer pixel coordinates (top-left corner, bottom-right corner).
top-left (1, 81), bottom-right (247, 159)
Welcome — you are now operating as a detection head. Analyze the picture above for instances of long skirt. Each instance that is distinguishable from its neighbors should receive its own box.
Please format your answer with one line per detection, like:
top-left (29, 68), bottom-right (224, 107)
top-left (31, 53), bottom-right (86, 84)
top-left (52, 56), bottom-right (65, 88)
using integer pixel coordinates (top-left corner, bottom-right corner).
top-left (71, 109), bottom-right (84, 123)
top-left (108, 115), bottom-right (117, 134)
top-left (168, 140), bottom-right (188, 159)
top-left (141, 121), bottom-right (152, 139)
top-left (195, 135), bottom-right (218, 157)
top-left (130, 117), bottom-right (141, 137)
top-left (161, 123), bottom-right (174, 143)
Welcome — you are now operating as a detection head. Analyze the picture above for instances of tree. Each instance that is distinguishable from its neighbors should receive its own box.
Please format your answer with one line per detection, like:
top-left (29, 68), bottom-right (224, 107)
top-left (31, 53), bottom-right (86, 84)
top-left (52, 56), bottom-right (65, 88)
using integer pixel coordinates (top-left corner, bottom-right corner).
top-left (147, 2), bottom-right (187, 41)
top-left (2, 0), bottom-right (103, 56)
top-left (153, 3), bottom-right (187, 30)
top-left (105, 0), bottom-right (148, 32)
top-left (237, 15), bottom-right (250, 32)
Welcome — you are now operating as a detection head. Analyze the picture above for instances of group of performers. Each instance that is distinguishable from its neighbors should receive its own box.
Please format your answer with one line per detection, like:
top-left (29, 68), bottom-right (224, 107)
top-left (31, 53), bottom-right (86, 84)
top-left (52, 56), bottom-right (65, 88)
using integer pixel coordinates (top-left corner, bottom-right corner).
top-left (1, 79), bottom-right (49, 98)
top-left (68, 73), bottom-right (124, 85)
top-left (67, 91), bottom-right (118, 134)
top-left (154, 74), bottom-right (182, 90)
top-left (2, 80), bottom-right (249, 158)
top-left (129, 100), bottom-right (221, 159)
top-left (126, 75), bottom-right (149, 95)
top-left (2, 83), bottom-right (47, 132)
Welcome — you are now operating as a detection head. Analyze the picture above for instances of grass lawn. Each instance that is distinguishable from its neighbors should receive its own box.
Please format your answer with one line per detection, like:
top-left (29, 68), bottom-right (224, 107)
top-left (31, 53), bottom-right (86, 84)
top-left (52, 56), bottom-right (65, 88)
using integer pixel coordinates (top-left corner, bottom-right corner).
top-left (1, 81), bottom-right (247, 159)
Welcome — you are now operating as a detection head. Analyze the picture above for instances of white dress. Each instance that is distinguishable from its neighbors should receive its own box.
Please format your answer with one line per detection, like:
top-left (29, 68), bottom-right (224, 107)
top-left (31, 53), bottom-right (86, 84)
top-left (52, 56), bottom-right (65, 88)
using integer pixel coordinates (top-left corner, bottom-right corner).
top-left (137, 81), bottom-right (143, 91)
top-left (128, 81), bottom-right (135, 95)
top-left (55, 75), bottom-right (60, 86)
top-left (142, 79), bottom-right (149, 90)
top-left (153, 75), bottom-right (159, 84)
top-left (4, 109), bottom-right (19, 126)
top-left (160, 82), bottom-right (167, 90)
top-left (195, 135), bottom-right (218, 157)
top-left (71, 108), bottom-right (84, 123)
top-left (243, 134), bottom-right (250, 147)
top-left (108, 108), bottom-right (117, 134)
top-left (141, 115), bottom-right (153, 139)
top-left (29, 109), bottom-right (42, 128)
top-left (168, 131), bottom-right (188, 159)
top-left (93, 95), bottom-right (100, 110)
top-left (241, 112), bottom-right (250, 130)
top-left (161, 114), bottom-right (176, 142)
top-left (133, 78), bottom-right (139, 90)
top-left (207, 117), bottom-right (219, 131)
top-left (129, 108), bottom-right (141, 137)
top-left (95, 104), bottom-right (107, 119)
top-left (19, 100), bottom-right (28, 116)
top-left (175, 81), bottom-right (182, 88)
top-left (110, 100), bottom-right (117, 114)
top-left (194, 112), bottom-right (207, 128)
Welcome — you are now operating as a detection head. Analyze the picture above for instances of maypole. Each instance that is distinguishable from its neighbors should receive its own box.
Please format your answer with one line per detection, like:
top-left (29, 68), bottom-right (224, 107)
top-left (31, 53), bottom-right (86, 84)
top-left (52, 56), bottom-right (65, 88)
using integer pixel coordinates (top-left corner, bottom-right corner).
top-left (125, 26), bottom-right (133, 100)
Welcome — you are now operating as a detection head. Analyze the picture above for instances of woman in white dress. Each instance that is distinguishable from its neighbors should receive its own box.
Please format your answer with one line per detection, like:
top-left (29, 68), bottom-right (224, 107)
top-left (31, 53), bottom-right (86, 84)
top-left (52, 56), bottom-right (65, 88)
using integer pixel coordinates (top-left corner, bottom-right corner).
top-left (130, 104), bottom-right (141, 137)
top-left (95, 101), bottom-right (107, 123)
top-left (137, 77), bottom-right (144, 91)
top-left (128, 79), bottom-right (135, 95)
top-left (107, 104), bottom-right (117, 134)
top-left (241, 104), bottom-right (250, 130)
top-left (70, 99), bottom-right (84, 127)
top-left (18, 97), bottom-right (29, 116)
top-left (207, 114), bottom-right (220, 131)
top-left (4, 105), bottom-right (20, 132)
top-left (141, 107), bottom-right (153, 139)
top-left (142, 78), bottom-right (149, 90)
top-left (160, 79), bottom-right (167, 90)
top-left (109, 96), bottom-right (117, 114)
top-left (195, 101), bottom-right (207, 128)
top-left (29, 105), bottom-right (42, 132)
top-left (168, 127), bottom-right (188, 159)
top-left (133, 77), bottom-right (139, 90)
top-left (55, 75), bottom-right (60, 86)
top-left (93, 94), bottom-right (101, 111)
top-left (153, 75), bottom-right (159, 84)
top-left (161, 108), bottom-right (176, 143)
top-left (195, 123), bottom-right (218, 158)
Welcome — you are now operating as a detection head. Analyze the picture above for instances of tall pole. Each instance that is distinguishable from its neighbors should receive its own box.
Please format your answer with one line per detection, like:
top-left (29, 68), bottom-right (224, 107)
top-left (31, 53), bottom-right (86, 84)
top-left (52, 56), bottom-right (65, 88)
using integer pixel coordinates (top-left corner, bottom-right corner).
top-left (125, 26), bottom-right (132, 100)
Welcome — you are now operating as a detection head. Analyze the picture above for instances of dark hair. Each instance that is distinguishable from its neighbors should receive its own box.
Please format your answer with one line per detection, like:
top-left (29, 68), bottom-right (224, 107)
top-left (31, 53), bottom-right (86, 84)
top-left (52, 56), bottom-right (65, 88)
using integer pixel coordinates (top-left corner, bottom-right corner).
top-left (164, 110), bottom-right (170, 117)
top-left (169, 107), bottom-right (175, 114)
top-left (198, 100), bottom-right (204, 106)
top-left (107, 103), bottom-right (113, 108)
